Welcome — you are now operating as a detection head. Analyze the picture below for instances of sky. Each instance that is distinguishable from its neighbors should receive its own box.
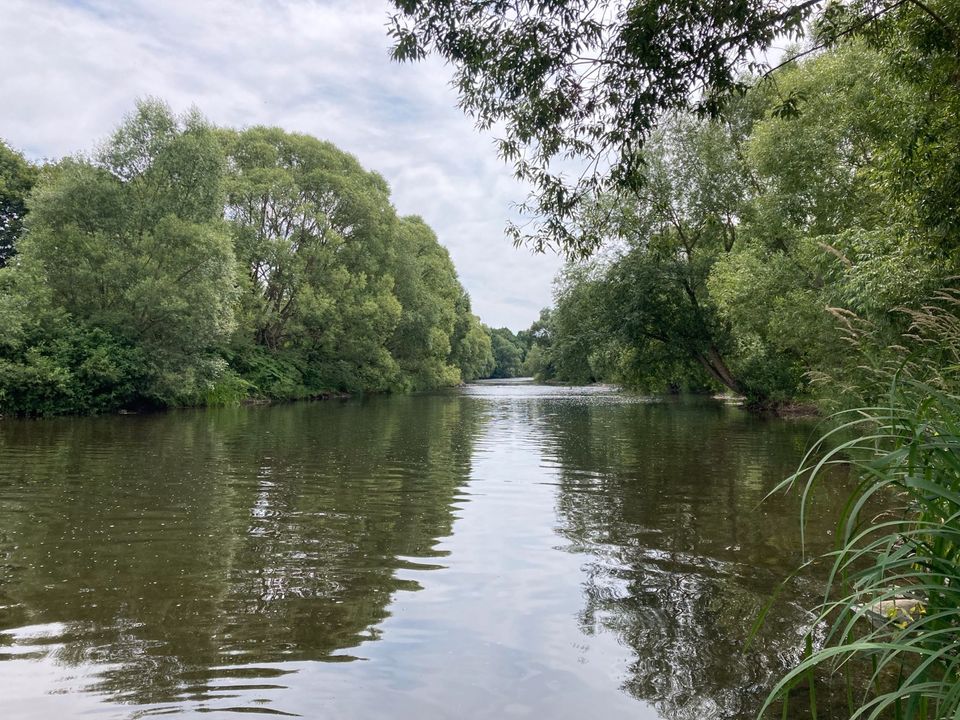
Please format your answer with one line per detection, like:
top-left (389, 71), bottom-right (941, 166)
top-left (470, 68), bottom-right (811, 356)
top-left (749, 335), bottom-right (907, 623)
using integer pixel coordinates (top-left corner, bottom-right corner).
top-left (0, 0), bottom-right (564, 330)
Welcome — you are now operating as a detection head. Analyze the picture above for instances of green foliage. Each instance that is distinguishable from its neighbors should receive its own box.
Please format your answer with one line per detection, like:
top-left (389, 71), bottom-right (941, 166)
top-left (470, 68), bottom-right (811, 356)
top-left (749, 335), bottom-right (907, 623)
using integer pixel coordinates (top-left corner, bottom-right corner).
top-left (388, 217), bottom-right (464, 389)
top-left (221, 127), bottom-right (475, 396)
top-left (486, 326), bottom-right (528, 379)
top-left (222, 345), bottom-right (311, 401)
top-left (389, 0), bottom-right (820, 253)
top-left (0, 270), bottom-right (148, 414)
top-left (0, 103), bottom-right (482, 415)
top-left (525, 113), bottom-right (766, 397)
top-left (764, 296), bottom-right (960, 719)
top-left (517, 308), bottom-right (553, 378)
top-left (836, 0), bottom-right (960, 250)
top-left (390, 1), bottom-right (957, 257)
top-left (448, 296), bottom-right (495, 382)
top-left (0, 140), bottom-right (37, 267)
top-left (719, 39), bottom-right (948, 404)
top-left (520, 341), bottom-right (552, 380)
top-left (1, 100), bottom-right (237, 413)
top-left (545, 268), bottom-right (609, 385)
top-left (524, 35), bottom-right (959, 406)
top-left (222, 126), bottom-right (393, 352)
top-left (199, 367), bottom-right (253, 407)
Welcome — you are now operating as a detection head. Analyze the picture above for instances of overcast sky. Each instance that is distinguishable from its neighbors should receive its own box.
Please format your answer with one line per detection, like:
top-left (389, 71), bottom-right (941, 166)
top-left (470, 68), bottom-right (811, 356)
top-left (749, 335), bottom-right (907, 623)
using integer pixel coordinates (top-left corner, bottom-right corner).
top-left (0, 0), bottom-right (564, 330)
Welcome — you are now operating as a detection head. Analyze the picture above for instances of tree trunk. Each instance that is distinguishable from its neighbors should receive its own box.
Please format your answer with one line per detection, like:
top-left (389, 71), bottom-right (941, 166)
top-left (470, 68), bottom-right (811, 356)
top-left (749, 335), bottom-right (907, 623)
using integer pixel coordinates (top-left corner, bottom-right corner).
top-left (696, 346), bottom-right (756, 399)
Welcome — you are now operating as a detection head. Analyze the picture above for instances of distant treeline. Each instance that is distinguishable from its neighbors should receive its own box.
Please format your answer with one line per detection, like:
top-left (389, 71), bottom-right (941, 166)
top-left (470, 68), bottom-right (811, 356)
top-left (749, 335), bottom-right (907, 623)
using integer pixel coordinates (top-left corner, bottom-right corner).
top-left (0, 101), bottom-right (499, 416)
top-left (519, 40), bottom-right (960, 409)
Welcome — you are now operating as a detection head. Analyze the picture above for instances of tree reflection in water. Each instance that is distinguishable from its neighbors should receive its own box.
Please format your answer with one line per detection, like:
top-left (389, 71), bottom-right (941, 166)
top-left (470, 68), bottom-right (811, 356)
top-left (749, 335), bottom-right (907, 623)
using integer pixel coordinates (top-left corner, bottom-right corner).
top-left (0, 395), bottom-right (484, 708)
top-left (534, 398), bottom-right (849, 719)
top-left (1, 391), bottom-right (858, 719)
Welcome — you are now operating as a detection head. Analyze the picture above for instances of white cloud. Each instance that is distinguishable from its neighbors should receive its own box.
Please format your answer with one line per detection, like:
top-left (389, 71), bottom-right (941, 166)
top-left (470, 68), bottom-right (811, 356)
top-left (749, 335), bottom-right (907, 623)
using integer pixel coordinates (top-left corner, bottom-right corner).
top-left (0, 0), bottom-right (563, 329)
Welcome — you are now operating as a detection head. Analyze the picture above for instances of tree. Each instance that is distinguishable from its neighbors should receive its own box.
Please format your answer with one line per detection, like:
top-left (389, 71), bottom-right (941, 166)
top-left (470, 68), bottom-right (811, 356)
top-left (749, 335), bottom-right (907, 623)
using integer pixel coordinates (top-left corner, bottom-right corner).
top-left (448, 291), bottom-right (495, 381)
top-left (588, 112), bottom-right (761, 396)
top-left (389, 0), bottom-right (822, 253)
top-left (0, 102), bottom-right (490, 415)
top-left (543, 268), bottom-right (610, 384)
top-left (819, 0), bottom-right (960, 250)
top-left (487, 326), bottom-right (526, 378)
top-left (221, 126), bottom-right (404, 393)
top-left (390, 0), bottom-right (958, 255)
top-left (709, 40), bottom-right (947, 406)
top-left (529, 35), bottom-right (957, 404)
top-left (0, 141), bottom-right (38, 267)
top-left (518, 308), bottom-right (556, 379)
top-left (222, 128), bottom-right (395, 349)
top-left (389, 216), bottom-right (464, 389)
top-left (4, 99), bottom-right (237, 410)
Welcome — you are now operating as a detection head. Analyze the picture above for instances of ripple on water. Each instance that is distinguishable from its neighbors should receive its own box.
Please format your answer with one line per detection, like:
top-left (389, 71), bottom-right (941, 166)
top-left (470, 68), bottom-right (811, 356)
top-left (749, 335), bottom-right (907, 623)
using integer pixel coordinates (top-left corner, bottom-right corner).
top-left (0, 387), bottom-right (853, 719)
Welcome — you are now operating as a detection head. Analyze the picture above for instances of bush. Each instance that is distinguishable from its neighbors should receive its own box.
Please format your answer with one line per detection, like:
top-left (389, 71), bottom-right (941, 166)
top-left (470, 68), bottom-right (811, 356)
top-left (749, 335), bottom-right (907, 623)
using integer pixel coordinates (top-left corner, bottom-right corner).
top-left (0, 324), bottom-right (148, 416)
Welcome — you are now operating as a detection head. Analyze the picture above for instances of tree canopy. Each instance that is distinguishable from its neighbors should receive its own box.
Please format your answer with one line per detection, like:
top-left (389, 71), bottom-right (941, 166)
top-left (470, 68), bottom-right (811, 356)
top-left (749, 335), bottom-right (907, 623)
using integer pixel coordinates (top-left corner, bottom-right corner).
top-left (389, 0), bottom-right (959, 254)
top-left (0, 100), bottom-right (495, 416)
top-left (517, 35), bottom-right (958, 406)
top-left (486, 326), bottom-right (530, 378)
top-left (1, 102), bottom-right (237, 413)
top-left (0, 141), bottom-right (38, 267)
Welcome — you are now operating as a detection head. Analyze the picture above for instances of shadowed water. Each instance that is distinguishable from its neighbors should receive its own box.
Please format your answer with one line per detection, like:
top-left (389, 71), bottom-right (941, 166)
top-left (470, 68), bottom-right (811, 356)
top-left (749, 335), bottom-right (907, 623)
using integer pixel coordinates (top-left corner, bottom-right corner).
top-left (0, 381), bottom-right (848, 718)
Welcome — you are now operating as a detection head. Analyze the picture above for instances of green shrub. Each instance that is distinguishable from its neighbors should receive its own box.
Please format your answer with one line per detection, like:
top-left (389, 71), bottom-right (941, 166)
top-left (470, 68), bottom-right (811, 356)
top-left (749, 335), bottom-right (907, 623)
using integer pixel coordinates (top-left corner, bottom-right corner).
top-left (0, 324), bottom-right (147, 416)
top-left (201, 366), bottom-right (254, 406)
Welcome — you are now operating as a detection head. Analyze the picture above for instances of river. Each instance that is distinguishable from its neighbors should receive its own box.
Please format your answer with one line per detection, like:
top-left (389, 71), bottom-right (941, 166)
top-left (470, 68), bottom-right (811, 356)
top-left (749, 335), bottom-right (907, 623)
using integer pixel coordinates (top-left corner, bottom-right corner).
top-left (0, 380), bottom-right (847, 719)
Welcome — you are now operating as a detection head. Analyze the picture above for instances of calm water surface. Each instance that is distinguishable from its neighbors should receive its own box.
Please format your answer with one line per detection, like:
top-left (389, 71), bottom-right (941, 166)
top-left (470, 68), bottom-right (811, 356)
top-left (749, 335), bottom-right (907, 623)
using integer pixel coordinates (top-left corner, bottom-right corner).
top-left (0, 381), bottom-right (848, 719)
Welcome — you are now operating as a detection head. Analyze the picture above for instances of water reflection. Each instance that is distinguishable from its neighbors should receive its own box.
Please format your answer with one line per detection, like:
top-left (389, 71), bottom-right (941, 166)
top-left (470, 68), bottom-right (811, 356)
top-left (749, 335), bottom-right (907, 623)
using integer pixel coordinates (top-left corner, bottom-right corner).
top-left (530, 395), bottom-right (845, 718)
top-left (0, 396), bottom-right (483, 716)
top-left (0, 384), bottom-right (848, 719)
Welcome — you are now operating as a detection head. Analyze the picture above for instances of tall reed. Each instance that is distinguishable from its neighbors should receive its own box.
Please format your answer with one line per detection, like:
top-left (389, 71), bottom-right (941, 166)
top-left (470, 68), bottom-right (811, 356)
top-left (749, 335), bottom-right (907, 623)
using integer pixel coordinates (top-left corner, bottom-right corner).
top-left (763, 292), bottom-right (960, 719)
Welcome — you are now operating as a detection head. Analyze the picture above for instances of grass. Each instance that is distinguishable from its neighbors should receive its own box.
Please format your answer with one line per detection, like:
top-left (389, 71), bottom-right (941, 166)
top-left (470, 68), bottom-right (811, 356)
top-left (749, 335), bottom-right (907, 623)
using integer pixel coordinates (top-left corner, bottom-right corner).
top-left (761, 295), bottom-right (960, 719)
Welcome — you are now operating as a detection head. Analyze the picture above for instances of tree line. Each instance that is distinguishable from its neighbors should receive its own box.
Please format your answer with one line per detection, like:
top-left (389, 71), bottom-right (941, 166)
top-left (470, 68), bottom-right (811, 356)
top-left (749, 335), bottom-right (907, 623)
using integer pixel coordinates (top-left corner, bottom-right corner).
top-left (391, 0), bottom-right (959, 409)
top-left (0, 102), bottom-right (498, 415)
top-left (511, 37), bottom-right (957, 407)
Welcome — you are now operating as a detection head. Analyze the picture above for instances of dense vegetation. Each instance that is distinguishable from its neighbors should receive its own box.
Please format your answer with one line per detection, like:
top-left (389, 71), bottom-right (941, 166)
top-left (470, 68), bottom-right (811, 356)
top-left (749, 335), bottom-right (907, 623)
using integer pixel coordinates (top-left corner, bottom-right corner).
top-left (763, 299), bottom-right (960, 719)
top-left (482, 325), bottom-right (530, 379)
top-left (0, 103), bottom-right (496, 416)
top-left (393, 0), bottom-right (959, 408)
top-left (0, 141), bottom-right (36, 268)
top-left (504, 31), bottom-right (958, 409)
top-left (393, 0), bottom-right (959, 716)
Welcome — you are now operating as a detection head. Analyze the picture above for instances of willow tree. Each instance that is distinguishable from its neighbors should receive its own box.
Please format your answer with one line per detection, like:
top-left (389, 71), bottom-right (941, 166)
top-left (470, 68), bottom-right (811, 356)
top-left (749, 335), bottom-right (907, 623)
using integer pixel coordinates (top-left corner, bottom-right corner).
top-left (448, 291), bottom-right (495, 381)
top-left (591, 112), bottom-right (763, 397)
top-left (222, 127), bottom-right (404, 393)
top-left (389, 0), bottom-right (822, 253)
top-left (0, 100), bottom-right (237, 413)
top-left (707, 40), bottom-right (952, 407)
top-left (388, 216), bottom-right (464, 389)
top-left (389, 0), bottom-right (958, 257)
top-left (0, 141), bottom-right (37, 267)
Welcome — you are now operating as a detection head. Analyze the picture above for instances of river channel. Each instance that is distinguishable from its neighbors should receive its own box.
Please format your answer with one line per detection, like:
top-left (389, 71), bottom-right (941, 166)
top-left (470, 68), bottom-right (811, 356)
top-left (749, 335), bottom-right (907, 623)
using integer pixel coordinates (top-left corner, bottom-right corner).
top-left (0, 380), bottom-right (848, 719)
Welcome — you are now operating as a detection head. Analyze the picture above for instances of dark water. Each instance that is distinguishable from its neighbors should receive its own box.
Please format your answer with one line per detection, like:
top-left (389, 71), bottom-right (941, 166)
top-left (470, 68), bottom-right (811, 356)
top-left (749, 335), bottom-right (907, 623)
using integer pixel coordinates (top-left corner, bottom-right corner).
top-left (0, 381), bottom-right (849, 719)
